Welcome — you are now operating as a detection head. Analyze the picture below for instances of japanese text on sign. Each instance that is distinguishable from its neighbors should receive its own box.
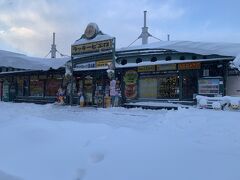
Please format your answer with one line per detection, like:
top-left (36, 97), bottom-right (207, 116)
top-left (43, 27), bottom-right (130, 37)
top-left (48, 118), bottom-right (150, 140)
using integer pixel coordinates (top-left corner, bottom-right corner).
top-left (71, 39), bottom-right (113, 55)
top-left (178, 62), bottom-right (201, 70)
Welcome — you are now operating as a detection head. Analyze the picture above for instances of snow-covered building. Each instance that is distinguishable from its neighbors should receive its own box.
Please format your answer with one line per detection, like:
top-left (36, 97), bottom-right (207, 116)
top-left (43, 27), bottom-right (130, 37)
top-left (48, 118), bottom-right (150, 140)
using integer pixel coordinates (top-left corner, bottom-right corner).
top-left (0, 50), bottom-right (69, 102)
top-left (1, 22), bottom-right (240, 105)
top-left (116, 41), bottom-right (240, 104)
top-left (70, 23), bottom-right (116, 106)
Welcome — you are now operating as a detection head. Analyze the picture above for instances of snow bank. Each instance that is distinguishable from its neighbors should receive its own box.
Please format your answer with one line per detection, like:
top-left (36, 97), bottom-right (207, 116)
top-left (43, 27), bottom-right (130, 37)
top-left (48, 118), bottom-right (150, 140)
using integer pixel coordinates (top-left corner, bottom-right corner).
top-left (196, 95), bottom-right (240, 109)
top-left (0, 50), bottom-right (70, 70)
top-left (1, 102), bottom-right (240, 180)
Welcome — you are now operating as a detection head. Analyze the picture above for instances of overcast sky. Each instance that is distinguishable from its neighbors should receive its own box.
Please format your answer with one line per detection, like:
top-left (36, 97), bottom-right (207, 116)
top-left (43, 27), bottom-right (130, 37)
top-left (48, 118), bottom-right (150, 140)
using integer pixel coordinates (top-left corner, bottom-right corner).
top-left (0, 0), bottom-right (239, 57)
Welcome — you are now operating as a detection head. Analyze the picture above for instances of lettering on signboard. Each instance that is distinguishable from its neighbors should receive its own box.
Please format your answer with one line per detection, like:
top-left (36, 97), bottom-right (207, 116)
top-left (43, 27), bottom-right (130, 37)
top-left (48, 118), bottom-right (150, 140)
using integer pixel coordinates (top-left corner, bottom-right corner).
top-left (71, 39), bottom-right (113, 55)
top-left (157, 64), bottom-right (177, 71)
top-left (178, 62), bottom-right (201, 70)
top-left (75, 62), bottom-right (96, 70)
top-left (96, 60), bottom-right (112, 68)
top-left (138, 66), bottom-right (155, 72)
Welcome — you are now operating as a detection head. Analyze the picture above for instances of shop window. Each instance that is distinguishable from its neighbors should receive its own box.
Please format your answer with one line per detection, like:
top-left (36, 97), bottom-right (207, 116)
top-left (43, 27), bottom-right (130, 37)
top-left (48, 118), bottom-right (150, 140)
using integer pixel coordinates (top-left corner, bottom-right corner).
top-left (30, 76), bottom-right (44, 97)
top-left (180, 56), bottom-right (185, 60)
top-left (151, 57), bottom-right (157, 62)
top-left (136, 58), bottom-right (142, 64)
top-left (121, 59), bottom-right (127, 65)
top-left (203, 69), bottom-right (209, 76)
top-left (46, 78), bottom-right (62, 96)
top-left (17, 77), bottom-right (24, 96)
top-left (192, 56), bottom-right (197, 60)
top-left (139, 77), bottom-right (158, 99)
top-left (158, 76), bottom-right (179, 99)
top-left (165, 56), bottom-right (172, 61)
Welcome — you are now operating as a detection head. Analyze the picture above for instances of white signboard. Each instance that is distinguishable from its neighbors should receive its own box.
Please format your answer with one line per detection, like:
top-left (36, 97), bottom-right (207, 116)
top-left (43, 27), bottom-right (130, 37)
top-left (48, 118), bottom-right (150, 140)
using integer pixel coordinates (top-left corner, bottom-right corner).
top-left (198, 79), bottom-right (220, 95)
top-left (75, 62), bottom-right (96, 70)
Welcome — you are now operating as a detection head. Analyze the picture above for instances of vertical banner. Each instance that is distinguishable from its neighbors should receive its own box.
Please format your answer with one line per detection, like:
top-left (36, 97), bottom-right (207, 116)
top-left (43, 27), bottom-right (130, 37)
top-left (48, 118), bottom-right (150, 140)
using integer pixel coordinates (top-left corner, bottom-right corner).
top-left (123, 70), bottom-right (138, 100)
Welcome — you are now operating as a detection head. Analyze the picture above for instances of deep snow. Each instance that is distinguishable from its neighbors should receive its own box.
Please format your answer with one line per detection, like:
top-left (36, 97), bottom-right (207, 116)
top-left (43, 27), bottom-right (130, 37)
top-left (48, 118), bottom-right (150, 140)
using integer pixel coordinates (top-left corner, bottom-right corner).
top-left (0, 102), bottom-right (240, 180)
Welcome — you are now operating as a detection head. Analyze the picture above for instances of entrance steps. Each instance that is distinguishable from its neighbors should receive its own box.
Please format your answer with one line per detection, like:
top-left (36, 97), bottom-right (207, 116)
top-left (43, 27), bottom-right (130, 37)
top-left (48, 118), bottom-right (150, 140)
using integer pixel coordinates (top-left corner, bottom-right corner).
top-left (123, 100), bottom-right (194, 110)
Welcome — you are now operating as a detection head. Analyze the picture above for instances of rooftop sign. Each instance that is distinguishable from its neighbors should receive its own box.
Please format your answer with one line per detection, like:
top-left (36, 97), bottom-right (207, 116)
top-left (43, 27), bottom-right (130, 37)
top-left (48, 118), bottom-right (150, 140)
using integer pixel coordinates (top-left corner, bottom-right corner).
top-left (71, 39), bottom-right (113, 55)
top-left (71, 23), bottom-right (114, 56)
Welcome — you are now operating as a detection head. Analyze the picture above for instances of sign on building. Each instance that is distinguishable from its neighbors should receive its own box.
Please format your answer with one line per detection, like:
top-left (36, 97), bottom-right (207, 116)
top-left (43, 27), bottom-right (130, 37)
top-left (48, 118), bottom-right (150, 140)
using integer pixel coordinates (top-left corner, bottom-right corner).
top-left (178, 62), bottom-right (201, 70)
top-left (71, 39), bottom-right (113, 55)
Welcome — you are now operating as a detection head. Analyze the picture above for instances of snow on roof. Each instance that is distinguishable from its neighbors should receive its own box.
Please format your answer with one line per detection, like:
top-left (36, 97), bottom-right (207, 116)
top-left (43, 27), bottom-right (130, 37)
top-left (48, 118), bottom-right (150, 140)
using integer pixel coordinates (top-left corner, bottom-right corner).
top-left (119, 41), bottom-right (240, 70)
top-left (72, 34), bottom-right (113, 46)
top-left (0, 50), bottom-right (70, 70)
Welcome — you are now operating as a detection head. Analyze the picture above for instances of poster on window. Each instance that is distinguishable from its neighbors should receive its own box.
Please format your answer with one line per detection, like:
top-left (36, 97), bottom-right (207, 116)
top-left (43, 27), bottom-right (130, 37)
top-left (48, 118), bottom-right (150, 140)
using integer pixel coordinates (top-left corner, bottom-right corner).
top-left (123, 70), bottom-right (138, 99)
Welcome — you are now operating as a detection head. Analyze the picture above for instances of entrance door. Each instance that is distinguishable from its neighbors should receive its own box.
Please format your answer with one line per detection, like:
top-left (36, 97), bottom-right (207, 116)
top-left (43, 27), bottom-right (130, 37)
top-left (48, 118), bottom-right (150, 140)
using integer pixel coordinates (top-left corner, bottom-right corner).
top-left (181, 71), bottom-right (198, 100)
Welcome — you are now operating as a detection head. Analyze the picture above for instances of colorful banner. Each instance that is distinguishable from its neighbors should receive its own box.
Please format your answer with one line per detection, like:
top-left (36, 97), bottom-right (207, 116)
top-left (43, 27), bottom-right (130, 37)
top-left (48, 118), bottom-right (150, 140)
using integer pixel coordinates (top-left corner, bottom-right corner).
top-left (123, 70), bottom-right (138, 99)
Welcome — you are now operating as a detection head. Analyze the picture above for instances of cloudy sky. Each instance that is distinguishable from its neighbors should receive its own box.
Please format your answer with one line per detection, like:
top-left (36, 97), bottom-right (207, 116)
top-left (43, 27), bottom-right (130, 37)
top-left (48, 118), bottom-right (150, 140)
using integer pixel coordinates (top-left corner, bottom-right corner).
top-left (0, 0), bottom-right (239, 57)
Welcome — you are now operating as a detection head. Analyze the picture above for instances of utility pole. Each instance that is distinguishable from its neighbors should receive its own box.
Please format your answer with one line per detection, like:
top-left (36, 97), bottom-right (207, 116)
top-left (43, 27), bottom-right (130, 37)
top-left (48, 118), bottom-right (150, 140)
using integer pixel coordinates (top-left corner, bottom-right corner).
top-left (138, 11), bottom-right (152, 45)
top-left (51, 32), bottom-right (57, 58)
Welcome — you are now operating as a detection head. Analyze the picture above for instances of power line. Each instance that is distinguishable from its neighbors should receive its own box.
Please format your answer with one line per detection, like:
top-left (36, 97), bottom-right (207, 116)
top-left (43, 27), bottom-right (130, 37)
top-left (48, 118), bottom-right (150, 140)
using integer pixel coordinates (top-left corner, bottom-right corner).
top-left (127, 37), bottom-right (140, 47)
top-left (44, 51), bottom-right (51, 58)
top-left (151, 35), bottom-right (162, 41)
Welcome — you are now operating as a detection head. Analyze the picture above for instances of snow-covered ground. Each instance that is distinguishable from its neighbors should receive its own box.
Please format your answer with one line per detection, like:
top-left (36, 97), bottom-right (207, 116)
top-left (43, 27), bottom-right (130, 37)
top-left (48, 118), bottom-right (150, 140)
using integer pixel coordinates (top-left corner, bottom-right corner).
top-left (0, 102), bottom-right (240, 180)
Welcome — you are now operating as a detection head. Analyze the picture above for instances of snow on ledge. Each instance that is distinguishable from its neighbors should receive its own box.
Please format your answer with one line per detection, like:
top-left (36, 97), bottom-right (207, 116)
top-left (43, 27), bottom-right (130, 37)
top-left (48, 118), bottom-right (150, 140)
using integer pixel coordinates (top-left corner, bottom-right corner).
top-left (0, 50), bottom-right (70, 70)
top-left (232, 54), bottom-right (240, 71)
top-left (120, 41), bottom-right (240, 71)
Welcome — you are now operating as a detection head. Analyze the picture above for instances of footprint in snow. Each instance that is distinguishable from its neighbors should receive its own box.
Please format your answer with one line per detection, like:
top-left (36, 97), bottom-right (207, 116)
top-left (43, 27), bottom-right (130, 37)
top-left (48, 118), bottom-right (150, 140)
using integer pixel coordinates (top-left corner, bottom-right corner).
top-left (75, 168), bottom-right (86, 180)
top-left (82, 140), bottom-right (91, 148)
top-left (89, 152), bottom-right (105, 163)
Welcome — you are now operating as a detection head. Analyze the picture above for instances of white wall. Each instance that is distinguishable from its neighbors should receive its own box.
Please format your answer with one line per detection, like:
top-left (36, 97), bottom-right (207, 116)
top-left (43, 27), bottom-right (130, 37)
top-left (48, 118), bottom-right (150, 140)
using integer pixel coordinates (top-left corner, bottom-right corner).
top-left (226, 75), bottom-right (240, 96)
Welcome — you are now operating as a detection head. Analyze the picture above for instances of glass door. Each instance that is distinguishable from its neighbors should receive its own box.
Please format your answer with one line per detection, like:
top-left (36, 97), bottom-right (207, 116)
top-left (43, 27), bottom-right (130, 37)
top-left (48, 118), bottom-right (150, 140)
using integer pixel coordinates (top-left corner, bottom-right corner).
top-left (181, 71), bottom-right (198, 100)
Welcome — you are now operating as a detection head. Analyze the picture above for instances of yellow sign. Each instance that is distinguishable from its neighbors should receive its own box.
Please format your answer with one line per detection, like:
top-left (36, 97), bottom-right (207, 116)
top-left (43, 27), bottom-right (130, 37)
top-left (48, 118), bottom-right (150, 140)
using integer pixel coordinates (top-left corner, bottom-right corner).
top-left (138, 66), bottom-right (155, 72)
top-left (178, 62), bottom-right (201, 70)
top-left (71, 39), bottom-right (113, 55)
top-left (157, 64), bottom-right (176, 71)
top-left (96, 60), bottom-right (112, 68)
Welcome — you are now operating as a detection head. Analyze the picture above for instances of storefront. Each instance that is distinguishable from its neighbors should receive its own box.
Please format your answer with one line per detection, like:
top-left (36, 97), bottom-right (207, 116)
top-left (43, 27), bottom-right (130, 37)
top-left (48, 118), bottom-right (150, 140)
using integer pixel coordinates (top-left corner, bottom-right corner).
top-left (73, 69), bottom-right (110, 107)
top-left (122, 64), bottom-right (180, 101)
top-left (119, 60), bottom-right (228, 103)
top-left (71, 23), bottom-right (116, 107)
top-left (137, 64), bottom-right (179, 100)
top-left (0, 69), bottom-right (65, 103)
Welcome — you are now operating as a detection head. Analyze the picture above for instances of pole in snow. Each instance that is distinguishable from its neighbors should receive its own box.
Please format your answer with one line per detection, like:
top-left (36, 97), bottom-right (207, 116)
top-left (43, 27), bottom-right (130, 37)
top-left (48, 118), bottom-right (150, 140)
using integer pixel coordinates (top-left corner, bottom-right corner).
top-left (51, 32), bottom-right (57, 58)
